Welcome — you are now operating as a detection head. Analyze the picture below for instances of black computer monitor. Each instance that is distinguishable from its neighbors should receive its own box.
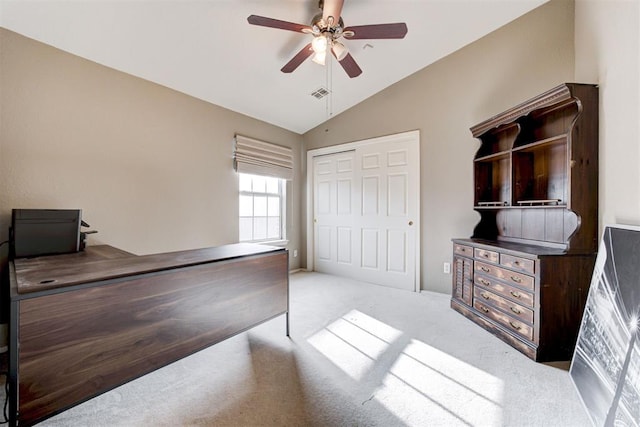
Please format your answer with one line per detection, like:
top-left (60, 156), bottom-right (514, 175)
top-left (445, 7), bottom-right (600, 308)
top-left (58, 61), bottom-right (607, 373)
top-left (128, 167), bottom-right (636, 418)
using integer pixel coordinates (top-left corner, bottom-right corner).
top-left (11, 209), bottom-right (82, 258)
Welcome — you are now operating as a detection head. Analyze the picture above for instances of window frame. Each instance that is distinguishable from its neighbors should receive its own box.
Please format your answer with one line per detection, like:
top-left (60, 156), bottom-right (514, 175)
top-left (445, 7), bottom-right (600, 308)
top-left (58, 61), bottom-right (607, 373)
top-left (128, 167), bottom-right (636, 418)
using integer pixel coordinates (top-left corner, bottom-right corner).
top-left (238, 173), bottom-right (287, 244)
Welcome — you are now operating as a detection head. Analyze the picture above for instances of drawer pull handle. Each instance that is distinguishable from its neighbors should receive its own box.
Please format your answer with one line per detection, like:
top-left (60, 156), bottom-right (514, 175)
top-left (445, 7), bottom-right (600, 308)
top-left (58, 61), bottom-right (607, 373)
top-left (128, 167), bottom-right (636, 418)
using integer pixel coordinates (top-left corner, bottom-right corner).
top-left (481, 266), bottom-right (490, 272)
top-left (510, 291), bottom-right (521, 298)
top-left (483, 253), bottom-right (489, 258)
top-left (479, 278), bottom-right (490, 286)
top-left (514, 260), bottom-right (520, 265)
top-left (481, 293), bottom-right (490, 300)
top-left (510, 306), bottom-right (522, 315)
top-left (509, 321), bottom-right (522, 331)
top-left (510, 275), bottom-right (522, 283)
top-left (480, 306), bottom-right (490, 313)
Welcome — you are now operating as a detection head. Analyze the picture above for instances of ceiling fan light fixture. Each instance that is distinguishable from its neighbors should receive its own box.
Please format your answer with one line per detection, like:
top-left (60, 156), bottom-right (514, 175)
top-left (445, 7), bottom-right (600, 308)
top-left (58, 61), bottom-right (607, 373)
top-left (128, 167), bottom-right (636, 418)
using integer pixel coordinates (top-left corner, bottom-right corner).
top-left (331, 41), bottom-right (348, 61)
top-left (311, 50), bottom-right (326, 66)
top-left (311, 35), bottom-right (328, 54)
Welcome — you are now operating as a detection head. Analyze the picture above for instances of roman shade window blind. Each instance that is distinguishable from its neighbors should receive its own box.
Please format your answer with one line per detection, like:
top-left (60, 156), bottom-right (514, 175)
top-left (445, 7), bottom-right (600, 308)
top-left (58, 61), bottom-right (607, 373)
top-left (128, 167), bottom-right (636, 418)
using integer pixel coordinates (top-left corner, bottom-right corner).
top-left (234, 135), bottom-right (293, 180)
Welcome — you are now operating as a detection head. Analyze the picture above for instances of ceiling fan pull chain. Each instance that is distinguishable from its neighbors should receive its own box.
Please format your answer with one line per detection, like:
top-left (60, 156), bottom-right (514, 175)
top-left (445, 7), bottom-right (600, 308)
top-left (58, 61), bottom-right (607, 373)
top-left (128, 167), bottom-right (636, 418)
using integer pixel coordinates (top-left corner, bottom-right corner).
top-left (327, 51), bottom-right (333, 119)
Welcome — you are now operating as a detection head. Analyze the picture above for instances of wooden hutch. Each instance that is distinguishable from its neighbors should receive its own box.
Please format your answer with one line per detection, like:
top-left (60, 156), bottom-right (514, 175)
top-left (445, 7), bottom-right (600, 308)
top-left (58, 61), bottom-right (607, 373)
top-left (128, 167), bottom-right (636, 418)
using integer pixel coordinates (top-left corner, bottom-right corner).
top-left (451, 83), bottom-right (599, 362)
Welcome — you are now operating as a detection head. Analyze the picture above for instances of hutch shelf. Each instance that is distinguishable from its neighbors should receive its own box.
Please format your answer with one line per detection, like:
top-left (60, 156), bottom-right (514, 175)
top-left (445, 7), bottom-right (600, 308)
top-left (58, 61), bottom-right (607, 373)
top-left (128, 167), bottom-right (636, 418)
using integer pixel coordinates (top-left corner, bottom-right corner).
top-left (451, 83), bottom-right (599, 362)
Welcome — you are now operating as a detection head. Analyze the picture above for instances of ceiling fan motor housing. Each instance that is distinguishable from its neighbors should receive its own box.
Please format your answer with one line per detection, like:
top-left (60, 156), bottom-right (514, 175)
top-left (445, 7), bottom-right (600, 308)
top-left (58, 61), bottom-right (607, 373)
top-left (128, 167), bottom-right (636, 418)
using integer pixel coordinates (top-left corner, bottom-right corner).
top-left (311, 13), bottom-right (345, 39)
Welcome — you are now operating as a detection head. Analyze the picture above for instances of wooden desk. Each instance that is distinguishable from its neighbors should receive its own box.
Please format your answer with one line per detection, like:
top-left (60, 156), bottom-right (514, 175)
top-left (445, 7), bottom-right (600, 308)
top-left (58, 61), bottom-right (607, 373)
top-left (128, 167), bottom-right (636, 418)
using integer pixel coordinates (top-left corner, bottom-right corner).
top-left (8, 244), bottom-right (289, 426)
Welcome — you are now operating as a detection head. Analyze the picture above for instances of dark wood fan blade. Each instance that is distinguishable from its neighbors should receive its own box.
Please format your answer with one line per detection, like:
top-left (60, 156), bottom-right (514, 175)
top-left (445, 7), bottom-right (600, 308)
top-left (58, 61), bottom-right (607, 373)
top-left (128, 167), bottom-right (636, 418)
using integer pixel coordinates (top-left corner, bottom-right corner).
top-left (281, 43), bottom-right (314, 73)
top-left (343, 23), bottom-right (408, 39)
top-left (333, 52), bottom-right (362, 78)
top-left (247, 15), bottom-right (311, 33)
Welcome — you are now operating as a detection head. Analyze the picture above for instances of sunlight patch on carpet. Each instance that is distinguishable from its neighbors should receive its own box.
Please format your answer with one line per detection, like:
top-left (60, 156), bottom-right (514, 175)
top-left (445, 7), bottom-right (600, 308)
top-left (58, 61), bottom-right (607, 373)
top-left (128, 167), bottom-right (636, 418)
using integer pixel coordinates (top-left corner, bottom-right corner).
top-left (308, 309), bottom-right (402, 380)
top-left (374, 339), bottom-right (504, 426)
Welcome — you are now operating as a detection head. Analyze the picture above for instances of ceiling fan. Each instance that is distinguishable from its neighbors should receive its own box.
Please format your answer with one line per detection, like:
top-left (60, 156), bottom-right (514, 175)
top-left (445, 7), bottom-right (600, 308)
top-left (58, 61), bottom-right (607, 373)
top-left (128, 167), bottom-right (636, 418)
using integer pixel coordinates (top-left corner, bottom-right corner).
top-left (247, 0), bottom-right (408, 78)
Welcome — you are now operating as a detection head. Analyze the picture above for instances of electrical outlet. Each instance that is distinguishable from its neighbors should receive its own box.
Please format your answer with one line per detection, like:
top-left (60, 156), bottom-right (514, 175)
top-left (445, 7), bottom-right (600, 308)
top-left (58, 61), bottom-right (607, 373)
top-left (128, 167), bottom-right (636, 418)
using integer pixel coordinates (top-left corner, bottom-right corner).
top-left (293, 249), bottom-right (298, 258)
top-left (443, 262), bottom-right (451, 274)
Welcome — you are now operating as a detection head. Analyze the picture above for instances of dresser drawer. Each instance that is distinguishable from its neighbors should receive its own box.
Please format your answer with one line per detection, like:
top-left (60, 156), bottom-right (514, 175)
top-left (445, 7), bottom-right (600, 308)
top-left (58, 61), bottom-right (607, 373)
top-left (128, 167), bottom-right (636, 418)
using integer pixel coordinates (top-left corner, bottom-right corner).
top-left (500, 254), bottom-right (535, 275)
top-left (474, 287), bottom-right (534, 324)
top-left (474, 274), bottom-right (534, 308)
top-left (454, 244), bottom-right (473, 257)
top-left (475, 261), bottom-right (534, 291)
top-left (474, 248), bottom-right (499, 264)
top-left (474, 300), bottom-right (534, 341)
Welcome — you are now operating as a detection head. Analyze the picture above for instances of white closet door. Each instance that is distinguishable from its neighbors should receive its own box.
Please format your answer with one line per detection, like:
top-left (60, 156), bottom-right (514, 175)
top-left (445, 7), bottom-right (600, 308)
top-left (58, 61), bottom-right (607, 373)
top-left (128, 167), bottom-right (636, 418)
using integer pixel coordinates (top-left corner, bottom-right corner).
top-left (313, 151), bottom-right (357, 278)
top-left (312, 132), bottom-right (419, 291)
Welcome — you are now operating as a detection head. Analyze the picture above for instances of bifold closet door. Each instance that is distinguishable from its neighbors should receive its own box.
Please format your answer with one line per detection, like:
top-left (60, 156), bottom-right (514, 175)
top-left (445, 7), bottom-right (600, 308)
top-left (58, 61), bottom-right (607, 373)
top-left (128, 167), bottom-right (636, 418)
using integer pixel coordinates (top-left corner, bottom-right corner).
top-left (313, 151), bottom-right (357, 280)
top-left (313, 136), bottom-right (419, 291)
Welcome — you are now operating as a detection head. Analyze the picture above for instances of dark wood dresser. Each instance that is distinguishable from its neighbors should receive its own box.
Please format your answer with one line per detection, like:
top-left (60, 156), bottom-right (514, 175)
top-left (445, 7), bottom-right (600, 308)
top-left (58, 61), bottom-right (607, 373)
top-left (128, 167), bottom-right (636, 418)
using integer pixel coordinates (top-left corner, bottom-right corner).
top-left (8, 243), bottom-right (289, 426)
top-left (451, 83), bottom-right (599, 362)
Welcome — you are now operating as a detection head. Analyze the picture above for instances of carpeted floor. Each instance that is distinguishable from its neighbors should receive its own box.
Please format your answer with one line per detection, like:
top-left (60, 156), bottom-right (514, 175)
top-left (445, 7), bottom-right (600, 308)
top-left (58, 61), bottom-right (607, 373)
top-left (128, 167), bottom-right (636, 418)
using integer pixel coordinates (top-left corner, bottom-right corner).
top-left (19, 272), bottom-right (590, 426)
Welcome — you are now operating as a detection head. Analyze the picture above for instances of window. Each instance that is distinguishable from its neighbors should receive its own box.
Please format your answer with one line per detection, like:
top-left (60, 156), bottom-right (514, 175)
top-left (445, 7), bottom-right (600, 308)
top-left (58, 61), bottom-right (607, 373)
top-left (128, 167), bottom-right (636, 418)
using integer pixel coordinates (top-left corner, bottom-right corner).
top-left (239, 173), bottom-right (285, 242)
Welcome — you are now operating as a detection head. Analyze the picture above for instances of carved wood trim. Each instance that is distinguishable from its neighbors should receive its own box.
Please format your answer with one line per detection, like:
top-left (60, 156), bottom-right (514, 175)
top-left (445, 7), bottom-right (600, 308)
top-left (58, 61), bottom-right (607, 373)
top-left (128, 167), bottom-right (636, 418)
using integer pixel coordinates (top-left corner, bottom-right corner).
top-left (470, 84), bottom-right (573, 137)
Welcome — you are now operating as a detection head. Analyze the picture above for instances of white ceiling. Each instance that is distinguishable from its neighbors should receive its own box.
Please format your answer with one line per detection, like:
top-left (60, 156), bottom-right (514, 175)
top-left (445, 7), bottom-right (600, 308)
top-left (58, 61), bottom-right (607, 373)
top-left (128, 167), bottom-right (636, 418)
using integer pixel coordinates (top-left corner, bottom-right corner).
top-left (0, 0), bottom-right (548, 134)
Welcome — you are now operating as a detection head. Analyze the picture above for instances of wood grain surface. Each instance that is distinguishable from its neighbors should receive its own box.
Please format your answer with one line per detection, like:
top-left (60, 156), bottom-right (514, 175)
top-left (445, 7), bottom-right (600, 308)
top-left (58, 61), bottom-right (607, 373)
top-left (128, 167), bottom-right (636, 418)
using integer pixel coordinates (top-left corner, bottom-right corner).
top-left (15, 250), bottom-right (288, 426)
top-left (14, 243), bottom-right (282, 294)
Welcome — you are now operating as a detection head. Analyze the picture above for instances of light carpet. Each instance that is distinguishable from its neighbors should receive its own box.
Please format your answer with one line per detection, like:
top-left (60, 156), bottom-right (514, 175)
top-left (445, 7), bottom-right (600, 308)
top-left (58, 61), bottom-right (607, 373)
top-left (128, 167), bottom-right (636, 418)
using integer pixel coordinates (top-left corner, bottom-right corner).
top-left (29, 272), bottom-right (590, 426)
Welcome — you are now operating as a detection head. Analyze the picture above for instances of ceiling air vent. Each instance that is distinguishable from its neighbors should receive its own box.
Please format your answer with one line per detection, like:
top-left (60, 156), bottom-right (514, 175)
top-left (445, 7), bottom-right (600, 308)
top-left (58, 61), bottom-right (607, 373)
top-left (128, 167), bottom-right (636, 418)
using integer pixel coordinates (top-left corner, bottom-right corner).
top-left (310, 87), bottom-right (330, 100)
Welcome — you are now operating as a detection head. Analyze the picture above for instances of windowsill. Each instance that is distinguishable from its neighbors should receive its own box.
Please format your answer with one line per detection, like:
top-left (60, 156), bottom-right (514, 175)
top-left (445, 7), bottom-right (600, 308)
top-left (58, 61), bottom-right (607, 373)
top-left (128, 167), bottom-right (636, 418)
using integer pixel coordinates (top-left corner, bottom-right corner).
top-left (256, 239), bottom-right (289, 248)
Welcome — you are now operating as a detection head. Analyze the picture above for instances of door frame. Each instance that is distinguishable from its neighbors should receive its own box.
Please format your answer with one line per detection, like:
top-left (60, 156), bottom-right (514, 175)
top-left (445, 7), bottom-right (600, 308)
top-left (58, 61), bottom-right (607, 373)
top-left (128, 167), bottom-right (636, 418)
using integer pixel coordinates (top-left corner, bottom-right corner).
top-left (306, 130), bottom-right (421, 291)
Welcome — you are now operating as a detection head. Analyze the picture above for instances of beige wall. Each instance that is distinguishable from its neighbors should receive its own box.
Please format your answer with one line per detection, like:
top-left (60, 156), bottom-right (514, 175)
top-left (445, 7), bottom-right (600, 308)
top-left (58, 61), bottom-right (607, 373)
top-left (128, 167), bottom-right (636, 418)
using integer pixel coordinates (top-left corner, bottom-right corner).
top-left (303, 0), bottom-right (575, 293)
top-left (3, 0), bottom-right (637, 296)
top-left (575, 0), bottom-right (640, 228)
top-left (0, 28), bottom-right (304, 268)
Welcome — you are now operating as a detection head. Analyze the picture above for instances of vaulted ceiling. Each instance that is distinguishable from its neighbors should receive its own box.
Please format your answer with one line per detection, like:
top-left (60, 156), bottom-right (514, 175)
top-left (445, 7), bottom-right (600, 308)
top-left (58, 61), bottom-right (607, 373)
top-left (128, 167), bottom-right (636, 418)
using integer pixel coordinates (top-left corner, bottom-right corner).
top-left (0, 0), bottom-right (548, 133)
